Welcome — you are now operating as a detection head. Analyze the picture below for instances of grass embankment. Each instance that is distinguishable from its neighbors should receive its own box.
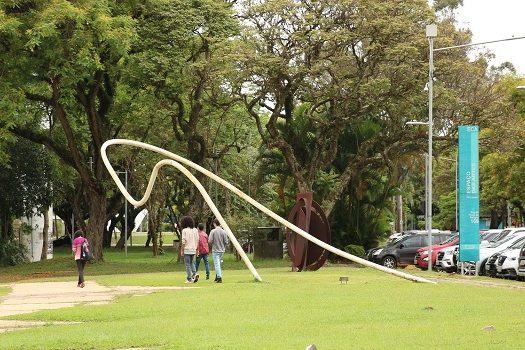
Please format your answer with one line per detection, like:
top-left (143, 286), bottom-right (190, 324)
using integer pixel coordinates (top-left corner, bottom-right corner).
top-left (0, 244), bottom-right (291, 283)
top-left (1, 248), bottom-right (524, 349)
top-left (0, 286), bottom-right (11, 297)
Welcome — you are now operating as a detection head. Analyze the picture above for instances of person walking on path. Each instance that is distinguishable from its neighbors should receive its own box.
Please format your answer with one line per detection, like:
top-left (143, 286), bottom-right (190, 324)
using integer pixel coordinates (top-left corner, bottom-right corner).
top-left (194, 223), bottom-right (210, 280)
top-left (180, 216), bottom-right (200, 283)
top-left (209, 219), bottom-right (229, 283)
top-left (72, 230), bottom-right (88, 288)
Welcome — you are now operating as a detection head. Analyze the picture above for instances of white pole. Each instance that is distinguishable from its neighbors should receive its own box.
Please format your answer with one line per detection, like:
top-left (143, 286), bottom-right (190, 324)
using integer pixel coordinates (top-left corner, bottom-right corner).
top-left (101, 139), bottom-right (436, 284)
top-left (425, 153), bottom-right (428, 232)
top-left (426, 24), bottom-right (437, 272)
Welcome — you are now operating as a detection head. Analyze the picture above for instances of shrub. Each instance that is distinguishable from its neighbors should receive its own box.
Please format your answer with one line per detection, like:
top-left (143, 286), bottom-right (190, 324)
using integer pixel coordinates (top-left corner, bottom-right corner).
top-left (344, 244), bottom-right (365, 258)
top-left (0, 238), bottom-right (28, 266)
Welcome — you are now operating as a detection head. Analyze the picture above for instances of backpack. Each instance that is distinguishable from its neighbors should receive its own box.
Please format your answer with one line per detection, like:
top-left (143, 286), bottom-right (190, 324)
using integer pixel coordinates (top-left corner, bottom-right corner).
top-left (80, 239), bottom-right (92, 261)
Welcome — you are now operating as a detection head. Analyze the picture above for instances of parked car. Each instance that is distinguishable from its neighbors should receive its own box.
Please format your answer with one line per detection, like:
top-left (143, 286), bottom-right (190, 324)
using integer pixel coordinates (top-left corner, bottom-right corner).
top-left (495, 236), bottom-right (525, 279)
top-left (53, 235), bottom-right (71, 247)
top-left (371, 232), bottom-right (454, 269)
top-left (365, 234), bottom-right (411, 261)
top-left (435, 245), bottom-right (458, 273)
top-left (463, 230), bottom-right (525, 275)
top-left (414, 234), bottom-right (459, 270)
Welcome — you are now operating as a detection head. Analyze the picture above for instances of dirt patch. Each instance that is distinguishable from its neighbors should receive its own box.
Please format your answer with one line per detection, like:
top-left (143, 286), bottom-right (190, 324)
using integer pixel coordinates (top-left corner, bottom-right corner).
top-left (0, 281), bottom-right (193, 333)
top-left (0, 320), bottom-right (80, 334)
top-left (434, 276), bottom-right (525, 289)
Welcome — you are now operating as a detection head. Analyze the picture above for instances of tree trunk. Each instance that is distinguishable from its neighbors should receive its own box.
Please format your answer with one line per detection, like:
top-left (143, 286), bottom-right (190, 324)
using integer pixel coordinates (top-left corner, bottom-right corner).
top-left (224, 186), bottom-right (232, 217)
top-left (148, 213), bottom-right (159, 256)
top-left (489, 209), bottom-right (501, 229)
top-left (189, 172), bottom-right (208, 223)
top-left (0, 211), bottom-right (8, 240)
top-left (86, 190), bottom-right (107, 261)
top-left (1, 210), bottom-right (13, 240)
top-left (40, 207), bottom-right (49, 260)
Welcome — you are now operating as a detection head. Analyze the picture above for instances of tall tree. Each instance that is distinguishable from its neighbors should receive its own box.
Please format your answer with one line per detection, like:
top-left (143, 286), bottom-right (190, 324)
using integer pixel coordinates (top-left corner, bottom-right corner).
top-left (125, 0), bottom-right (240, 220)
top-left (0, 138), bottom-right (53, 240)
top-left (0, 0), bottom-right (136, 259)
top-left (233, 0), bottom-right (432, 217)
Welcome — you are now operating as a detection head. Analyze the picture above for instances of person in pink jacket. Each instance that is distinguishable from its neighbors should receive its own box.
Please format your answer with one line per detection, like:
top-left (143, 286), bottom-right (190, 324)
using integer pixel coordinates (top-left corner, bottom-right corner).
top-left (194, 223), bottom-right (210, 280)
top-left (72, 230), bottom-right (88, 288)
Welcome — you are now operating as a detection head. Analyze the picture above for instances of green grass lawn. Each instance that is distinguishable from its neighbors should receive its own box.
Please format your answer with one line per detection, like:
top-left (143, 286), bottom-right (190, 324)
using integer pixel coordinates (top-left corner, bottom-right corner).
top-left (1, 248), bottom-right (524, 349)
top-left (109, 231), bottom-right (175, 248)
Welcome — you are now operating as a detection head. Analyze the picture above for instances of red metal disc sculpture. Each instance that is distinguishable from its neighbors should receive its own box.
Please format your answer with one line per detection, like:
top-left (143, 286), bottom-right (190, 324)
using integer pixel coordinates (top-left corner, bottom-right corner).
top-left (286, 192), bottom-right (331, 271)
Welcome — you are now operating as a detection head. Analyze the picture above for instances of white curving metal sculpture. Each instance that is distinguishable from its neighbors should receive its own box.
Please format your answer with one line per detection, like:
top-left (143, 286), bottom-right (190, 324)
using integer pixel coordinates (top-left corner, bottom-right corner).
top-left (101, 139), bottom-right (435, 284)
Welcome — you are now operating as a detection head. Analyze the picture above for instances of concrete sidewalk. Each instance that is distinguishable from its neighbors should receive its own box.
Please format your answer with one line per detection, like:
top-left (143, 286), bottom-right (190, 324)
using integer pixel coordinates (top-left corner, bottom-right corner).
top-left (0, 281), bottom-right (190, 333)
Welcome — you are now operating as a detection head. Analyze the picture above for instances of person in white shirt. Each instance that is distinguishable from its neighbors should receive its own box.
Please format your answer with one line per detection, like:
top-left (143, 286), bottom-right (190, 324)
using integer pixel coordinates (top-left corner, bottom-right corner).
top-left (180, 216), bottom-right (200, 283)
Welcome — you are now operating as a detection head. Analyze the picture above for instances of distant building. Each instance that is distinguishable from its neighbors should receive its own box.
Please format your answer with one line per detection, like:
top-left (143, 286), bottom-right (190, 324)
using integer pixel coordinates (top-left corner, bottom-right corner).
top-left (13, 207), bottom-right (57, 262)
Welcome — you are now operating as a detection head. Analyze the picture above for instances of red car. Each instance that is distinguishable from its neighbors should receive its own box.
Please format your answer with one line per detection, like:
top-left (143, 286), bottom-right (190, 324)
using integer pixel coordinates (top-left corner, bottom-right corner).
top-left (414, 235), bottom-right (459, 270)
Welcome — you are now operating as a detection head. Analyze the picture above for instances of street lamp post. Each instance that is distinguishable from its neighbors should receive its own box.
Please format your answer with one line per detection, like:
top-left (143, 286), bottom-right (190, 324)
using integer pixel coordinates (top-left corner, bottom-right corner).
top-left (407, 26), bottom-right (525, 273)
top-left (427, 24), bottom-right (437, 271)
top-left (406, 22), bottom-right (436, 272)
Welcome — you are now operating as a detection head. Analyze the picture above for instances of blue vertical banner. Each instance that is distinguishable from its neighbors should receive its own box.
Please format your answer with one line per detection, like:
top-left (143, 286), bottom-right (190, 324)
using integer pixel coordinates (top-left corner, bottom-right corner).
top-left (458, 125), bottom-right (480, 261)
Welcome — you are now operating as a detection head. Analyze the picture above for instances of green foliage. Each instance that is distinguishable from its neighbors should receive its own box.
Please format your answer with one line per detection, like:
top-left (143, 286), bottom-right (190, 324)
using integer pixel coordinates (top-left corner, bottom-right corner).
top-left (0, 238), bottom-right (28, 266)
top-left (331, 172), bottom-right (396, 250)
top-left (0, 138), bottom-right (53, 217)
top-left (433, 0), bottom-right (463, 11)
top-left (0, 138), bottom-right (53, 239)
top-left (479, 153), bottom-right (512, 209)
top-left (433, 192), bottom-right (456, 231)
top-left (224, 214), bottom-right (272, 240)
top-left (312, 170), bottom-right (340, 202)
top-left (343, 244), bottom-right (365, 257)
top-left (1, 0), bottom-right (523, 261)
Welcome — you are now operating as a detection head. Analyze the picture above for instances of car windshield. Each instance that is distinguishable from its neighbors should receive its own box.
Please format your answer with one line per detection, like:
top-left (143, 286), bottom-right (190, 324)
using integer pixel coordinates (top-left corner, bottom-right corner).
top-left (441, 234), bottom-right (459, 245)
top-left (492, 229), bottom-right (512, 242)
top-left (480, 231), bottom-right (496, 241)
top-left (387, 234), bottom-right (409, 245)
top-left (489, 233), bottom-right (524, 248)
top-left (509, 236), bottom-right (525, 249)
top-left (387, 237), bottom-right (403, 246)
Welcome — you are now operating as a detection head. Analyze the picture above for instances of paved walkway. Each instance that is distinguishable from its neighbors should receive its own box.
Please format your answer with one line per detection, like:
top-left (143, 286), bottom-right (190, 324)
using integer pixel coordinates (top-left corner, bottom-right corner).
top-left (0, 281), bottom-right (189, 333)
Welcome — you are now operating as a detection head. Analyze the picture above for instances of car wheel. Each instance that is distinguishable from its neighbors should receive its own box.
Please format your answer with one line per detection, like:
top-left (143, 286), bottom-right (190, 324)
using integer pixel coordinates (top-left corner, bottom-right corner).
top-left (479, 260), bottom-right (487, 276)
top-left (382, 256), bottom-right (397, 269)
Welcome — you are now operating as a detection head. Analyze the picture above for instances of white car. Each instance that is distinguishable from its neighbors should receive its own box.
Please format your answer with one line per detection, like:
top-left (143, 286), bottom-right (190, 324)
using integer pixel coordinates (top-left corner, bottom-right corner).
top-left (463, 231), bottom-right (525, 275)
top-left (495, 236), bottom-right (525, 278)
top-left (435, 245), bottom-right (458, 272)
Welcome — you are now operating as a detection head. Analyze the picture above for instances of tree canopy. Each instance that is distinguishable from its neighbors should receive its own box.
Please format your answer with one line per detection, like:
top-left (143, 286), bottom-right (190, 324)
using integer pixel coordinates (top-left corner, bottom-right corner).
top-left (1, 0), bottom-right (524, 256)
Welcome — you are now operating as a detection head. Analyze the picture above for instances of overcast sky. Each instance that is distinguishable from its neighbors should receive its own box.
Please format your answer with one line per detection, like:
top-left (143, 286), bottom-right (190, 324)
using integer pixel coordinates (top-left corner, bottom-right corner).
top-left (454, 0), bottom-right (525, 75)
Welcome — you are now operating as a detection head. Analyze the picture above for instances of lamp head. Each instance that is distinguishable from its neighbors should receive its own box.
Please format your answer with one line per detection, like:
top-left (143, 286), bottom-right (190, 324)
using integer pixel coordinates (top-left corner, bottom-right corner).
top-left (426, 24), bottom-right (437, 38)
